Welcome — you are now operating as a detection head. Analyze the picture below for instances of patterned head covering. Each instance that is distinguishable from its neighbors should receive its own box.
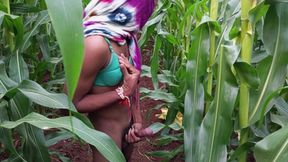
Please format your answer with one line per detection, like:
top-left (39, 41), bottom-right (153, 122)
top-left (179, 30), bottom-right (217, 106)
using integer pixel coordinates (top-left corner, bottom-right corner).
top-left (83, 0), bottom-right (155, 70)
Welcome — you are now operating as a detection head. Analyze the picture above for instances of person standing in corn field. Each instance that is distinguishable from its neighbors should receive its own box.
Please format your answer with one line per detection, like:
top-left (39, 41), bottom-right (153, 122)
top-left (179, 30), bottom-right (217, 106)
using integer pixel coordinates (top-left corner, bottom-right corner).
top-left (71, 0), bottom-right (155, 161)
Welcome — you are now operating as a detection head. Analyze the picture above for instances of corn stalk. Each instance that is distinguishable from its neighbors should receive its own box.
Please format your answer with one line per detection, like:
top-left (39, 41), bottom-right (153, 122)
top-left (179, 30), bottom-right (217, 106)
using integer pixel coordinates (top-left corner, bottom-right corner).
top-left (239, 0), bottom-right (256, 161)
top-left (206, 0), bottom-right (218, 113)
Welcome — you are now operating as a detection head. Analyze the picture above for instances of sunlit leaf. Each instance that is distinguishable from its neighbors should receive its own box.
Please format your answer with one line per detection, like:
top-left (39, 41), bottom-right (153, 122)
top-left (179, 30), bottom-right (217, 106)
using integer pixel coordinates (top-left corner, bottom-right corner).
top-left (44, 0), bottom-right (84, 99)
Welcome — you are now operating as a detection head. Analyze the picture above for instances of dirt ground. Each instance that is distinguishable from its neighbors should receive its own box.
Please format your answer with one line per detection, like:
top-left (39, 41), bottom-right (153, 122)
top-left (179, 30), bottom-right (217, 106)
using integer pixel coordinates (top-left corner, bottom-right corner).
top-left (0, 40), bottom-right (183, 162)
top-left (49, 76), bottom-right (183, 162)
top-left (49, 47), bottom-right (184, 162)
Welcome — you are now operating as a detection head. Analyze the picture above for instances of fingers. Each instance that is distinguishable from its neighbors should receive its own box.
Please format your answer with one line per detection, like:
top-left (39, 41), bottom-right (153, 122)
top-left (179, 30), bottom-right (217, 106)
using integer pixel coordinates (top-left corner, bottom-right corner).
top-left (118, 54), bottom-right (139, 74)
top-left (119, 62), bottom-right (129, 76)
top-left (118, 54), bottom-right (130, 68)
top-left (125, 128), bottom-right (141, 143)
top-left (124, 126), bottom-right (154, 143)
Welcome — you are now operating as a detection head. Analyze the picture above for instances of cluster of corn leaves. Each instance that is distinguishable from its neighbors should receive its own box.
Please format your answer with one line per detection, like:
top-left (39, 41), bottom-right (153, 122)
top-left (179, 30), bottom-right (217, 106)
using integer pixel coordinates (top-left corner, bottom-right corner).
top-left (0, 0), bottom-right (125, 162)
top-left (141, 0), bottom-right (288, 161)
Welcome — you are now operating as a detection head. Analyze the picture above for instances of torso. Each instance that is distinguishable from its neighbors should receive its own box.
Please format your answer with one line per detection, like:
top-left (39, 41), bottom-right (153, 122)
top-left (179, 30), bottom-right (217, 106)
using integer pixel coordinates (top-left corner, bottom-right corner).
top-left (88, 36), bottom-right (131, 128)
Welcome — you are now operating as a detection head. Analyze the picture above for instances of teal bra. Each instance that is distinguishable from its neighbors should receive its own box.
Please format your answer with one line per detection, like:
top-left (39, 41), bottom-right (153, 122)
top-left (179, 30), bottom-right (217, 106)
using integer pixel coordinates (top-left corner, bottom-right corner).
top-left (94, 38), bottom-right (132, 87)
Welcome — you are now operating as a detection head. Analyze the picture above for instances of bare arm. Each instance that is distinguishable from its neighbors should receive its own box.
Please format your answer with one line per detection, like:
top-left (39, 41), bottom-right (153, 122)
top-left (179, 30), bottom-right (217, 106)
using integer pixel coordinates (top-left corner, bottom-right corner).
top-left (72, 36), bottom-right (140, 113)
top-left (72, 36), bottom-right (121, 112)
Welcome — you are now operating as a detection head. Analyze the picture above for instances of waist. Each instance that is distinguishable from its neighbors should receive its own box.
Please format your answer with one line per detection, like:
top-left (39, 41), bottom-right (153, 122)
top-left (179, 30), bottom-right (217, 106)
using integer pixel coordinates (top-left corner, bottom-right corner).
top-left (89, 86), bottom-right (130, 120)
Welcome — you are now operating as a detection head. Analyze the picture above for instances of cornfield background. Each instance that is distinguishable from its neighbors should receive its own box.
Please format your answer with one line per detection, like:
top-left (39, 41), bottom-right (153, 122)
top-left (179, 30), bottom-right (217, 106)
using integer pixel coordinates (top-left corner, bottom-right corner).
top-left (0, 0), bottom-right (287, 162)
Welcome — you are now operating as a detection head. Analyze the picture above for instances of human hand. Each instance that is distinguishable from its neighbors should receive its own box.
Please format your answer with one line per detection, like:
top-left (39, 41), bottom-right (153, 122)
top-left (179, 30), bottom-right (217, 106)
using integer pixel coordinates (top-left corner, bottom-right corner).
top-left (119, 54), bottom-right (140, 96)
top-left (125, 123), bottom-right (153, 143)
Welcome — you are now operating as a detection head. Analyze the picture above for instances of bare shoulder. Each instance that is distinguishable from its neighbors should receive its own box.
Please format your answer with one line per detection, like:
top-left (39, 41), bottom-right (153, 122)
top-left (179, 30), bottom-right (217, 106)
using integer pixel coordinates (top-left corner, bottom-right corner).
top-left (85, 35), bottom-right (109, 59)
top-left (83, 35), bottom-right (110, 72)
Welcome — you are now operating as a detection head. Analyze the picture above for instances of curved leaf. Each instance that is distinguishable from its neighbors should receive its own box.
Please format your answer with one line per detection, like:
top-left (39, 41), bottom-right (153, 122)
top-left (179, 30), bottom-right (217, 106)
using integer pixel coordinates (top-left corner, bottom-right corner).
top-left (0, 112), bottom-right (126, 162)
top-left (255, 126), bottom-right (288, 162)
top-left (0, 101), bottom-right (25, 162)
top-left (0, 62), bottom-right (50, 162)
top-left (21, 10), bottom-right (50, 52)
top-left (0, 11), bottom-right (24, 49)
top-left (234, 62), bottom-right (260, 89)
top-left (140, 87), bottom-right (177, 103)
top-left (17, 80), bottom-right (77, 111)
top-left (249, 4), bottom-right (288, 125)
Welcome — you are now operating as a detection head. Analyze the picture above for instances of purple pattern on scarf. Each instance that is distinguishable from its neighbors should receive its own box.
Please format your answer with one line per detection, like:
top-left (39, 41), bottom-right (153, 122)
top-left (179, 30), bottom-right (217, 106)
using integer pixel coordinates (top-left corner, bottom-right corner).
top-left (128, 0), bottom-right (155, 29)
top-left (83, 0), bottom-right (155, 71)
top-left (100, 0), bottom-right (112, 3)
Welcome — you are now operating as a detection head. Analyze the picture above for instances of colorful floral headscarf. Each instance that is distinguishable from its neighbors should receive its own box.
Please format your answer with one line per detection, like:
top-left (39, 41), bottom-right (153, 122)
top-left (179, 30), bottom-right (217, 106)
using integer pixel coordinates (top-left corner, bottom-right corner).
top-left (83, 0), bottom-right (155, 70)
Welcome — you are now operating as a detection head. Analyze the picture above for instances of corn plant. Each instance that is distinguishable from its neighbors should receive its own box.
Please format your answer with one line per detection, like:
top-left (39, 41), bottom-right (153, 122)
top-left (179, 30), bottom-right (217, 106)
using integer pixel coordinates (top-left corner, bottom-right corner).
top-left (0, 0), bottom-right (125, 161)
top-left (142, 0), bottom-right (288, 161)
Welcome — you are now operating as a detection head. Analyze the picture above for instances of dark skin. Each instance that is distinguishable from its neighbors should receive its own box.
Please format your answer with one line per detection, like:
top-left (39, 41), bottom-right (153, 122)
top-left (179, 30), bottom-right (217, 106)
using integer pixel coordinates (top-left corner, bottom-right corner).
top-left (71, 35), bottom-right (152, 162)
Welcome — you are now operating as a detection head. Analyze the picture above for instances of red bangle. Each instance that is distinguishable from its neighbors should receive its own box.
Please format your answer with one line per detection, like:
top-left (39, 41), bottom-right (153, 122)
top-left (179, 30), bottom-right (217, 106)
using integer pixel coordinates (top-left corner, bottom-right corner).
top-left (116, 87), bottom-right (130, 107)
top-left (119, 97), bottom-right (130, 107)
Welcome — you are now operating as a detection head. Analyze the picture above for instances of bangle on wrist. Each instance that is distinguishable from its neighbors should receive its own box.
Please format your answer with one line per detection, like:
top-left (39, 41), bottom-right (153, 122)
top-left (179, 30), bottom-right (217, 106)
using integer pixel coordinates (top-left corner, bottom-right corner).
top-left (116, 86), bottom-right (131, 107)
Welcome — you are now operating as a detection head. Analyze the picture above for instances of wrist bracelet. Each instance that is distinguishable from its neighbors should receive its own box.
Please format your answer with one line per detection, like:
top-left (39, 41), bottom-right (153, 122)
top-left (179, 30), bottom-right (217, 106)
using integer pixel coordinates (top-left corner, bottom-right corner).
top-left (115, 86), bottom-right (125, 99)
top-left (116, 87), bottom-right (131, 107)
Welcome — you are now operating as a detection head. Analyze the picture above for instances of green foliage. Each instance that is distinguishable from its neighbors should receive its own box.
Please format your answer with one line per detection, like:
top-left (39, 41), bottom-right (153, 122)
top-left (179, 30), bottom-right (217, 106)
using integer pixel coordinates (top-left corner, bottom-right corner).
top-left (143, 0), bottom-right (288, 161)
top-left (44, 0), bottom-right (84, 99)
top-left (0, 112), bottom-right (125, 162)
top-left (0, 0), bottom-right (125, 161)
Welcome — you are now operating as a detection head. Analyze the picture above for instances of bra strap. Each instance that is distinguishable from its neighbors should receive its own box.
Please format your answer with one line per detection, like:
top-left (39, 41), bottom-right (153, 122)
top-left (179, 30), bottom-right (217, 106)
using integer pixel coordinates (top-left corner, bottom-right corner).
top-left (104, 38), bottom-right (115, 53)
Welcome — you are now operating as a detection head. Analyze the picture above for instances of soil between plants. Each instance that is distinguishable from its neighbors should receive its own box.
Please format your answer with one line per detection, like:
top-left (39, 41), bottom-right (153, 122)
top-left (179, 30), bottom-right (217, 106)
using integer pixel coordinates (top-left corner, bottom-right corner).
top-left (49, 76), bottom-right (183, 162)
top-left (49, 47), bottom-right (184, 162)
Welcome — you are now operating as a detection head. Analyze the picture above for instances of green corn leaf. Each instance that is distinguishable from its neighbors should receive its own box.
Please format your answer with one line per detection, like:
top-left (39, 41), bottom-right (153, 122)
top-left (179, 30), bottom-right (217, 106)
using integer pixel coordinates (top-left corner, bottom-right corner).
top-left (0, 11), bottom-right (4, 24)
top-left (8, 51), bottom-right (29, 83)
top-left (248, 4), bottom-right (288, 125)
top-left (139, 12), bottom-right (165, 47)
top-left (17, 80), bottom-right (77, 111)
top-left (273, 97), bottom-right (288, 116)
top-left (0, 11), bottom-right (24, 50)
top-left (0, 101), bottom-right (25, 162)
top-left (255, 125), bottom-right (288, 162)
top-left (16, 79), bottom-right (94, 128)
top-left (21, 10), bottom-right (50, 52)
top-left (147, 145), bottom-right (183, 161)
top-left (248, 2), bottom-right (269, 25)
top-left (10, 3), bottom-right (41, 13)
top-left (0, 112), bottom-right (126, 162)
top-left (45, 129), bottom-right (73, 147)
top-left (154, 134), bottom-right (183, 146)
top-left (234, 62), bottom-right (260, 89)
top-left (151, 36), bottom-right (162, 90)
top-left (0, 62), bottom-right (51, 162)
top-left (270, 113), bottom-right (288, 128)
top-left (266, 0), bottom-right (288, 4)
top-left (140, 87), bottom-right (177, 103)
top-left (141, 65), bottom-right (178, 87)
top-left (228, 142), bottom-right (255, 162)
top-left (37, 34), bottom-right (50, 60)
top-left (44, 0), bottom-right (84, 99)
top-left (148, 122), bottom-right (166, 134)
top-left (195, 45), bottom-right (238, 162)
top-left (184, 22), bottom-right (209, 162)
